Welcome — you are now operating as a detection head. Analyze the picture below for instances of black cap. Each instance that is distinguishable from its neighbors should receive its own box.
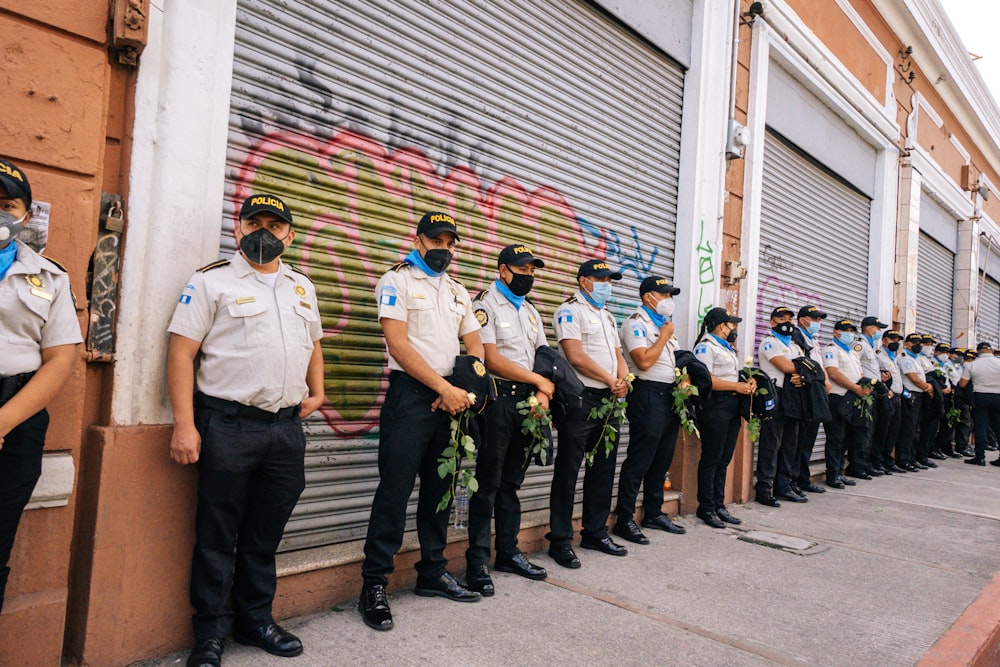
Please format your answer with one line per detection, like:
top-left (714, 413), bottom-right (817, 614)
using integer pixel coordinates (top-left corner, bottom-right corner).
top-left (0, 158), bottom-right (32, 207)
top-left (497, 244), bottom-right (544, 268)
top-left (921, 334), bottom-right (936, 344)
top-left (797, 305), bottom-right (827, 319)
top-left (833, 319), bottom-right (857, 331)
top-left (640, 276), bottom-right (680, 297)
top-left (239, 194), bottom-right (293, 224)
top-left (704, 306), bottom-right (742, 329)
top-left (965, 349), bottom-right (978, 360)
top-left (884, 329), bottom-right (903, 340)
top-left (977, 341), bottom-right (993, 351)
top-left (861, 316), bottom-right (889, 329)
top-left (935, 342), bottom-right (951, 353)
top-left (416, 211), bottom-right (460, 241)
top-left (577, 259), bottom-right (623, 280)
top-left (905, 333), bottom-right (924, 344)
top-left (771, 306), bottom-right (794, 319)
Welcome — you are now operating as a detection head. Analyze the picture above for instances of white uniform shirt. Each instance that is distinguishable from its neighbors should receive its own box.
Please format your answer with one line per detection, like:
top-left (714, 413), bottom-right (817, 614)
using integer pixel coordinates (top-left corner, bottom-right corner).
top-left (375, 261), bottom-right (480, 377)
top-left (823, 340), bottom-right (863, 396)
top-left (857, 336), bottom-right (880, 378)
top-left (797, 328), bottom-right (827, 379)
top-left (897, 351), bottom-right (924, 393)
top-left (0, 239), bottom-right (83, 375)
top-left (168, 251), bottom-right (323, 411)
top-left (621, 306), bottom-right (678, 383)
top-left (694, 334), bottom-right (740, 382)
top-left (962, 354), bottom-right (1000, 393)
top-left (473, 283), bottom-right (547, 379)
top-left (553, 291), bottom-right (620, 390)
top-left (758, 333), bottom-right (803, 388)
top-left (876, 347), bottom-right (903, 394)
top-left (945, 360), bottom-right (963, 386)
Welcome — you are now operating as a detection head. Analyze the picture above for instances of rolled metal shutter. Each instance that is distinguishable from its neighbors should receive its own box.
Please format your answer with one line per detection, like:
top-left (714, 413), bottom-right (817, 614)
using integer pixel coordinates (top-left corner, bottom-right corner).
top-left (225, 0), bottom-right (685, 551)
top-left (978, 272), bottom-right (1000, 347)
top-left (756, 130), bottom-right (872, 468)
top-left (915, 232), bottom-right (955, 341)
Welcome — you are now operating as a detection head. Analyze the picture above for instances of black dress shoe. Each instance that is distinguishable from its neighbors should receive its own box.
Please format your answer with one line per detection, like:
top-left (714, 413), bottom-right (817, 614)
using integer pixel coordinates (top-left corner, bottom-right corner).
top-left (869, 467), bottom-right (885, 476)
top-left (715, 507), bottom-right (742, 525)
top-left (991, 459), bottom-right (1000, 467)
top-left (887, 464), bottom-right (907, 473)
top-left (957, 448), bottom-right (975, 457)
top-left (986, 444), bottom-right (999, 451)
top-left (548, 544), bottom-right (581, 569)
top-left (919, 459), bottom-right (938, 468)
top-left (800, 481), bottom-right (827, 493)
top-left (775, 489), bottom-right (808, 503)
top-left (579, 535), bottom-right (628, 556)
top-left (838, 475), bottom-right (857, 486)
top-left (844, 470), bottom-right (872, 480)
top-left (904, 463), bottom-right (920, 472)
top-left (233, 623), bottom-right (303, 657)
top-left (913, 461), bottom-right (929, 469)
top-left (696, 509), bottom-right (727, 529)
top-left (187, 638), bottom-right (224, 667)
top-left (965, 457), bottom-right (986, 466)
top-left (826, 477), bottom-right (845, 489)
top-left (494, 553), bottom-right (547, 580)
top-left (414, 572), bottom-right (481, 602)
top-left (612, 518), bottom-right (649, 544)
top-left (943, 450), bottom-right (962, 458)
top-left (755, 493), bottom-right (781, 507)
top-left (641, 514), bottom-right (687, 534)
top-left (359, 584), bottom-right (394, 631)
top-left (465, 563), bottom-right (495, 597)
top-left (928, 451), bottom-right (947, 460)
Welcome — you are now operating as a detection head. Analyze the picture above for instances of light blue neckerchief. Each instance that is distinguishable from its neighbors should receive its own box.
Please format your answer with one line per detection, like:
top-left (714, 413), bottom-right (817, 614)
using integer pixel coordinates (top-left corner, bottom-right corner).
top-left (642, 305), bottom-right (665, 328)
top-left (404, 249), bottom-right (443, 277)
top-left (495, 278), bottom-right (524, 310)
top-left (0, 242), bottom-right (16, 280)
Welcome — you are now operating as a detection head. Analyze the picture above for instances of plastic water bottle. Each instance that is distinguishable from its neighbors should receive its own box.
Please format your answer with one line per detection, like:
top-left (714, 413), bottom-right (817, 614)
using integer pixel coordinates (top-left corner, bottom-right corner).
top-left (662, 472), bottom-right (672, 492)
top-left (452, 484), bottom-right (469, 529)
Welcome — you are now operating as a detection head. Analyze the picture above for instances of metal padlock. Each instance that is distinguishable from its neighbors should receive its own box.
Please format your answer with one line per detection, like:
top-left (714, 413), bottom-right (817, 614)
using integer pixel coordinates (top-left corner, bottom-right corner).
top-left (105, 200), bottom-right (125, 233)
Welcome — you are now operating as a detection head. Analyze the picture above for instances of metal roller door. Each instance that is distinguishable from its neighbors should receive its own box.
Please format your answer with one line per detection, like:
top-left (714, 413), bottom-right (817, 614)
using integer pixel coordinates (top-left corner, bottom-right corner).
top-left (225, 0), bottom-right (685, 550)
top-left (978, 272), bottom-right (1000, 347)
top-left (756, 130), bottom-right (872, 467)
top-left (915, 232), bottom-right (955, 341)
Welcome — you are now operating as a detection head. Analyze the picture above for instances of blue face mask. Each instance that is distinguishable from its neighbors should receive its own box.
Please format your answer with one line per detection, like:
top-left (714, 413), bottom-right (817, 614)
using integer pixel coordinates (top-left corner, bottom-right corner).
top-left (873, 330), bottom-right (883, 342)
top-left (807, 321), bottom-right (821, 336)
top-left (588, 281), bottom-right (612, 307)
top-left (837, 332), bottom-right (855, 346)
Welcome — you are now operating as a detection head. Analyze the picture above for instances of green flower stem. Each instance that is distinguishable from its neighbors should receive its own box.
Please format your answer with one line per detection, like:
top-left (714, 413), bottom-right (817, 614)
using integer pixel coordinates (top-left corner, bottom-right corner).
top-left (435, 410), bottom-right (480, 512)
top-left (516, 394), bottom-right (552, 466)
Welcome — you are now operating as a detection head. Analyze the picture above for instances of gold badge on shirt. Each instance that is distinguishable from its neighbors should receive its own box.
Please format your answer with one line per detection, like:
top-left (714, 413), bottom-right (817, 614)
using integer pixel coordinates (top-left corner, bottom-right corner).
top-left (528, 313), bottom-right (536, 325)
top-left (25, 275), bottom-right (52, 301)
top-left (473, 360), bottom-right (487, 377)
top-left (295, 285), bottom-right (306, 297)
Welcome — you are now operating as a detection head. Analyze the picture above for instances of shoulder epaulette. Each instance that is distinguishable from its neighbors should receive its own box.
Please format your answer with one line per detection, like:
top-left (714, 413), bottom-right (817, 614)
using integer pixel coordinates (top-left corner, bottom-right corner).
top-left (524, 295), bottom-right (536, 308)
top-left (197, 259), bottom-right (230, 272)
top-left (566, 295), bottom-right (578, 304)
top-left (288, 264), bottom-right (309, 277)
top-left (626, 312), bottom-right (640, 320)
top-left (39, 254), bottom-right (68, 272)
top-left (475, 289), bottom-right (488, 301)
top-left (389, 261), bottom-right (407, 272)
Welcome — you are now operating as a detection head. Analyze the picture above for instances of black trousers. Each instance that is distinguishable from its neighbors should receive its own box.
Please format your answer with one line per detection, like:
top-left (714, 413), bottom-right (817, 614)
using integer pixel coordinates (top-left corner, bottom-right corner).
top-left (547, 388), bottom-right (620, 547)
top-left (190, 398), bottom-right (305, 641)
top-left (956, 405), bottom-right (973, 452)
top-left (872, 395), bottom-right (901, 468)
top-left (895, 393), bottom-right (922, 467)
top-left (915, 400), bottom-right (940, 463)
top-left (466, 392), bottom-right (533, 566)
top-left (755, 390), bottom-right (799, 496)
top-left (0, 409), bottom-right (47, 614)
top-left (824, 393), bottom-right (869, 478)
top-left (972, 393), bottom-right (1000, 460)
top-left (615, 379), bottom-right (679, 521)
top-left (696, 394), bottom-right (741, 514)
top-left (794, 419), bottom-right (822, 488)
top-left (363, 373), bottom-right (454, 587)
top-left (936, 403), bottom-right (957, 454)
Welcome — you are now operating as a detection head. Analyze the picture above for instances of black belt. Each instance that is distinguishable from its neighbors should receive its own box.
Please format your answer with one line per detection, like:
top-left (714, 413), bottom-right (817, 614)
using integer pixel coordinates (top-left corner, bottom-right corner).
top-left (494, 379), bottom-right (533, 399)
top-left (633, 378), bottom-right (675, 388)
top-left (195, 393), bottom-right (299, 422)
top-left (583, 387), bottom-right (612, 397)
top-left (713, 390), bottom-right (739, 398)
top-left (0, 371), bottom-right (36, 405)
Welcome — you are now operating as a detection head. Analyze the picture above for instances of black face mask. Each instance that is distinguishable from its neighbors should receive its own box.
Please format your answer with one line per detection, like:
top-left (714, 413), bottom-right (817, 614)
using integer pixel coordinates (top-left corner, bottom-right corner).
top-left (726, 328), bottom-right (738, 343)
top-left (909, 343), bottom-right (923, 354)
top-left (239, 228), bottom-right (286, 264)
top-left (423, 248), bottom-right (452, 274)
top-left (887, 341), bottom-right (900, 352)
top-left (772, 322), bottom-right (794, 337)
top-left (505, 271), bottom-right (534, 297)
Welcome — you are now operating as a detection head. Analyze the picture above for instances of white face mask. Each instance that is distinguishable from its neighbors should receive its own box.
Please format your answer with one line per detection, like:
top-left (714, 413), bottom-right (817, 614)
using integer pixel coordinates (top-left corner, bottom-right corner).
top-left (655, 297), bottom-right (674, 319)
top-left (921, 346), bottom-right (935, 357)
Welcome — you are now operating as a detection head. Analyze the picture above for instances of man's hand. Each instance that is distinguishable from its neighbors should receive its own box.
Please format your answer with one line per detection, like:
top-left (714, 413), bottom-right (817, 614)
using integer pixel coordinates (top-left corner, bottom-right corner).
top-left (790, 373), bottom-right (803, 388)
top-left (300, 395), bottom-right (325, 418)
top-left (170, 421), bottom-right (202, 465)
top-left (660, 321), bottom-right (675, 340)
top-left (533, 392), bottom-right (550, 414)
top-left (433, 383), bottom-right (473, 415)
top-left (610, 377), bottom-right (629, 398)
top-left (533, 375), bottom-right (556, 400)
top-left (925, 385), bottom-right (935, 397)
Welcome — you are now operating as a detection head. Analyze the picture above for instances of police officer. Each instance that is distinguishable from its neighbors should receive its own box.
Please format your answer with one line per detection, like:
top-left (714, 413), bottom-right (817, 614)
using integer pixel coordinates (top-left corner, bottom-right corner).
top-left (792, 305), bottom-right (829, 494)
top-left (464, 244), bottom-right (551, 596)
top-left (693, 307), bottom-right (754, 528)
top-left (914, 334), bottom-right (942, 468)
top-left (959, 342), bottom-right (1000, 466)
top-left (955, 348), bottom-right (977, 457)
top-left (0, 158), bottom-right (82, 614)
top-left (933, 343), bottom-right (963, 458)
top-left (895, 333), bottom-right (935, 472)
top-left (547, 259), bottom-right (630, 568)
top-left (873, 330), bottom-right (906, 474)
top-left (168, 194), bottom-right (325, 666)
top-left (359, 212), bottom-right (485, 631)
top-left (611, 276), bottom-right (686, 546)
top-left (822, 319), bottom-right (871, 488)
top-left (858, 316), bottom-right (889, 475)
top-left (755, 306), bottom-right (806, 506)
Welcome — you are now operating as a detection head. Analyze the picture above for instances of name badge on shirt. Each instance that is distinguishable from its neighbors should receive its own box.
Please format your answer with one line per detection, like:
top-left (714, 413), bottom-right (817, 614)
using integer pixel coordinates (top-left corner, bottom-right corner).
top-left (30, 287), bottom-right (53, 301)
top-left (499, 322), bottom-right (511, 328)
top-left (528, 313), bottom-right (536, 325)
top-left (236, 296), bottom-right (256, 305)
top-left (413, 293), bottom-right (426, 299)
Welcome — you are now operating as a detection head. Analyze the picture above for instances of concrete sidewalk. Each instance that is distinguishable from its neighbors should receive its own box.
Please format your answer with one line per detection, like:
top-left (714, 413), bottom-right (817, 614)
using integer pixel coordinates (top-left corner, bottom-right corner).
top-left (138, 458), bottom-right (1000, 667)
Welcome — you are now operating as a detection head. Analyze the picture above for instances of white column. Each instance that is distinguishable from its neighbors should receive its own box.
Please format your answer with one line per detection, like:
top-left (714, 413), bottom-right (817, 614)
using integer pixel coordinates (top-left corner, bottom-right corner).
top-left (894, 160), bottom-right (922, 332)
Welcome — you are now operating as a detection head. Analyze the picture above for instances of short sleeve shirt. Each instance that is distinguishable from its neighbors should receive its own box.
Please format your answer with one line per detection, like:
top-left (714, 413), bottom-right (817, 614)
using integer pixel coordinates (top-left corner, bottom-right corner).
top-left (962, 355), bottom-right (1000, 393)
top-left (694, 334), bottom-right (740, 382)
top-left (897, 352), bottom-right (924, 392)
top-left (797, 328), bottom-right (827, 379)
top-left (876, 348), bottom-right (903, 393)
top-left (758, 334), bottom-right (802, 388)
top-left (823, 341), bottom-right (863, 396)
top-left (473, 283), bottom-right (547, 378)
top-left (856, 336), bottom-right (880, 378)
top-left (168, 251), bottom-right (323, 411)
top-left (621, 306), bottom-right (677, 383)
top-left (0, 239), bottom-right (83, 375)
top-left (553, 291), bottom-right (620, 389)
top-left (375, 261), bottom-right (479, 376)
